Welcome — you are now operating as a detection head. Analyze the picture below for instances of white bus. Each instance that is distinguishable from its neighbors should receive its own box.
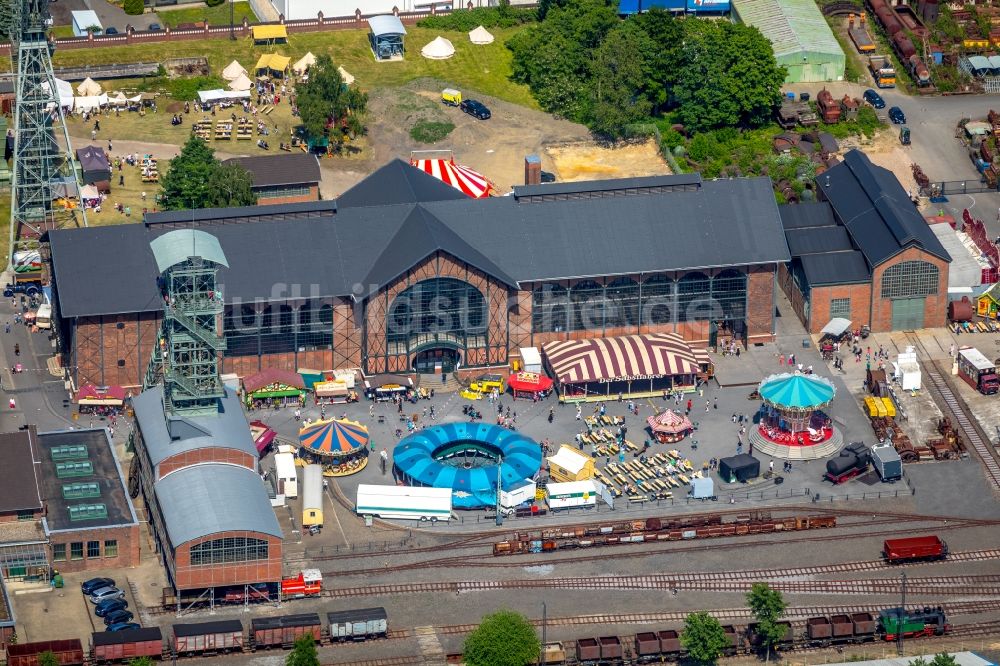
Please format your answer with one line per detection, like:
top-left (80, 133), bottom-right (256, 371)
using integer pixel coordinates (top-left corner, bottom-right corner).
top-left (301, 464), bottom-right (324, 527)
top-left (35, 303), bottom-right (52, 330)
top-left (355, 484), bottom-right (452, 522)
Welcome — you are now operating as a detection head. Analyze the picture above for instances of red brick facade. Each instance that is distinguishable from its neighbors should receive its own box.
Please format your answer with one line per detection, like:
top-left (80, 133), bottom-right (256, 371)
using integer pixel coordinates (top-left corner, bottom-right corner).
top-left (49, 524), bottom-right (141, 573)
top-left (255, 185), bottom-right (320, 206)
top-left (72, 312), bottom-right (161, 388)
top-left (158, 448), bottom-right (256, 479)
top-left (171, 531), bottom-right (283, 590)
top-left (0, 510), bottom-right (43, 523)
top-left (870, 247), bottom-right (949, 331)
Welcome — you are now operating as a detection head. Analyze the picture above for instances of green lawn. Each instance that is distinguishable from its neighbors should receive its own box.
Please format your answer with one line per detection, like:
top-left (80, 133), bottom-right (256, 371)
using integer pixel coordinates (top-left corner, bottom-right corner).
top-left (0, 192), bottom-right (9, 264)
top-left (33, 25), bottom-right (536, 108)
top-left (156, 1), bottom-right (260, 28)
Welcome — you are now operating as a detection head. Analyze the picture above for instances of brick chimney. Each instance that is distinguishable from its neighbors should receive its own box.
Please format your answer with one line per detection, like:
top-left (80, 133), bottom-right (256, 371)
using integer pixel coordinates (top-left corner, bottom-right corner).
top-left (524, 154), bottom-right (541, 186)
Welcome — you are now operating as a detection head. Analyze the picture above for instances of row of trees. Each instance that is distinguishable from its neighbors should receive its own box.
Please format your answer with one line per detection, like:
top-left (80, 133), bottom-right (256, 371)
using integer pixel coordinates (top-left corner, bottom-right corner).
top-left (506, 0), bottom-right (787, 136)
top-left (160, 136), bottom-right (257, 210)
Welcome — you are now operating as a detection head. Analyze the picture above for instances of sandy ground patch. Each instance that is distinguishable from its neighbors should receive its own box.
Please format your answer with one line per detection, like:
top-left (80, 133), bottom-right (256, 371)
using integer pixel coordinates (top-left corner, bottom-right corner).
top-left (544, 140), bottom-right (671, 182)
top-left (842, 129), bottom-right (921, 195)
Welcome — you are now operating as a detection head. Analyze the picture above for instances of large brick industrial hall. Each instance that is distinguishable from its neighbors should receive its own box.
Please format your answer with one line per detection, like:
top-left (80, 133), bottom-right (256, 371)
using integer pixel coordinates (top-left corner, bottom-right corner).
top-left (47, 159), bottom-right (790, 388)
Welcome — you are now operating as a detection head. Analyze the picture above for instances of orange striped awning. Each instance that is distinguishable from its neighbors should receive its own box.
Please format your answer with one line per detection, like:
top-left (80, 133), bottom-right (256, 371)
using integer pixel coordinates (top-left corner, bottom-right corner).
top-left (543, 333), bottom-right (706, 385)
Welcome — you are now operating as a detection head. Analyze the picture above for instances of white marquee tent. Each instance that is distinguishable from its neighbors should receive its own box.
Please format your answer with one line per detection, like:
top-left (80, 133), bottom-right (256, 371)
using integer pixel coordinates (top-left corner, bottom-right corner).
top-left (228, 72), bottom-right (254, 91)
top-left (222, 60), bottom-right (247, 81)
top-left (292, 52), bottom-right (316, 74)
top-left (76, 77), bottom-right (102, 96)
top-left (468, 25), bottom-right (494, 44)
top-left (338, 65), bottom-right (355, 85)
top-left (421, 36), bottom-right (455, 60)
top-left (109, 92), bottom-right (128, 106)
top-left (73, 94), bottom-right (109, 111)
top-left (197, 89), bottom-right (251, 104)
top-left (42, 78), bottom-right (74, 110)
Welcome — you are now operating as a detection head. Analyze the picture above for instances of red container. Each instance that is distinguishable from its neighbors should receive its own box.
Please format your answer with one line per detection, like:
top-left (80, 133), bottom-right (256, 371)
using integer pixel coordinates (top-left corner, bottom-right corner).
top-left (7, 640), bottom-right (85, 666)
top-left (831, 614), bottom-right (854, 637)
top-left (806, 617), bottom-right (832, 639)
top-left (883, 536), bottom-right (947, 563)
top-left (635, 632), bottom-right (659, 656)
top-left (658, 630), bottom-right (681, 654)
top-left (251, 614), bottom-right (322, 648)
top-left (852, 612), bottom-right (877, 635)
top-left (173, 620), bottom-right (244, 655)
top-left (92, 628), bottom-right (163, 663)
top-left (576, 638), bottom-right (600, 661)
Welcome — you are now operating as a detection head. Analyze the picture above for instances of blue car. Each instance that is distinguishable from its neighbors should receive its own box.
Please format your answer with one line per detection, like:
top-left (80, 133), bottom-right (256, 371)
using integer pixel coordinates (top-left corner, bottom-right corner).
top-left (107, 622), bottom-right (141, 632)
top-left (863, 88), bottom-right (886, 109)
top-left (81, 577), bottom-right (115, 595)
top-left (103, 609), bottom-right (134, 626)
top-left (95, 598), bottom-right (128, 618)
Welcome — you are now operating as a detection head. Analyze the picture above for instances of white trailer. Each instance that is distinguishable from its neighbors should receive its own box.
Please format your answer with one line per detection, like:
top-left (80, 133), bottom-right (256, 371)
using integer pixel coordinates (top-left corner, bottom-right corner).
top-left (301, 464), bottom-right (324, 527)
top-left (545, 480), bottom-right (597, 511)
top-left (355, 484), bottom-right (452, 522)
top-left (274, 452), bottom-right (298, 499)
top-left (499, 479), bottom-right (536, 515)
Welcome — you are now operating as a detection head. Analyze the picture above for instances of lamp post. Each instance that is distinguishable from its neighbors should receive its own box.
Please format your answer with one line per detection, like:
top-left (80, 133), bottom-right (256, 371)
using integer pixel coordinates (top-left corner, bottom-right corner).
top-left (229, 0), bottom-right (235, 40)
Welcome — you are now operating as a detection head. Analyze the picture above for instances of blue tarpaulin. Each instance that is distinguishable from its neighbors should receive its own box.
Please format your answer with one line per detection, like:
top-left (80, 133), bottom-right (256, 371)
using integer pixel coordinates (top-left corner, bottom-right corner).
top-left (618, 0), bottom-right (685, 13)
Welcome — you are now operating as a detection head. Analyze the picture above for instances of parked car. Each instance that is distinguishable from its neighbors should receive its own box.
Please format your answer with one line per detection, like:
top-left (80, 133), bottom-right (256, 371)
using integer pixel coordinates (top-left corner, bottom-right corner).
top-left (95, 598), bottom-right (128, 617)
top-left (460, 99), bottom-right (491, 120)
top-left (540, 170), bottom-right (556, 183)
top-left (107, 622), bottom-right (141, 632)
top-left (81, 578), bottom-right (115, 595)
top-left (148, 23), bottom-right (161, 31)
top-left (105, 26), bottom-right (118, 34)
top-left (863, 89), bottom-right (886, 109)
top-left (89, 586), bottom-right (125, 604)
top-left (888, 106), bottom-right (906, 124)
top-left (103, 609), bottom-right (134, 626)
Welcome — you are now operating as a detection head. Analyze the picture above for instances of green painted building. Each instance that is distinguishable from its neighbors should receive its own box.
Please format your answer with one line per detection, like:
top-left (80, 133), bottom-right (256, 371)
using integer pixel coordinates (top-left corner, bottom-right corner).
top-left (732, 0), bottom-right (846, 83)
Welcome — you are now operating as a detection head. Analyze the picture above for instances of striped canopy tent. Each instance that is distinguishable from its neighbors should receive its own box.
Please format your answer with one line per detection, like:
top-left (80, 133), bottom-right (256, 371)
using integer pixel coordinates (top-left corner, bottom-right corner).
top-left (410, 158), bottom-right (492, 198)
top-left (646, 409), bottom-right (694, 436)
top-left (543, 333), bottom-right (711, 402)
top-left (758, 372), bottom-right (836, 432)
top-left (298, 418), bottom-right (369, 457)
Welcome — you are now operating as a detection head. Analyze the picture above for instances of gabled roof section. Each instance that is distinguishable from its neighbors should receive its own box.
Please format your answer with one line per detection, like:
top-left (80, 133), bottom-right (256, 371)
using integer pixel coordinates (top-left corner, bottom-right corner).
top-left (818, 150), bottom-right (951, 266)
top-left (363, 205), bottom-right (519, 289)
top-left (337, 159), bottom-right (468, 208)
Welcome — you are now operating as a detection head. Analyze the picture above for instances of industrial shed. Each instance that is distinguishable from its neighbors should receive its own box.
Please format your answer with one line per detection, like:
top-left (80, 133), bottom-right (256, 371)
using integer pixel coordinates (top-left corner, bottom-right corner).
top-left (732, 0), bottom-right (845, 83)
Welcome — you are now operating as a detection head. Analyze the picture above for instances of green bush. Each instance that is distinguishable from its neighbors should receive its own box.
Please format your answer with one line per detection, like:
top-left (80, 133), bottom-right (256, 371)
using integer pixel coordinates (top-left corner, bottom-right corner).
top-left (124, 0), bottom-right (145, 16)
top-left (410, 120), bottom-right (455, 143)
top-left (164, 75), bottom-right (226, 101)
top-left (417, 6), bottom-right (536, 31)
top-left (205, 0), bottom-right (225, 7)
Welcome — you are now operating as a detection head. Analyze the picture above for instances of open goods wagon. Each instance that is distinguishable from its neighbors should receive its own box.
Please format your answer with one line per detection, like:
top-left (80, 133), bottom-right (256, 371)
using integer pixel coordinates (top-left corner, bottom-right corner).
top-left (250, 613), bottom-right (322, 649)
top-left (172, 620), bottom-right (245, 656)
top-left (806, 612), bottom-right (878, 646)
top-left (91, 628), bottom-right (164, 664)
top-left (327, 607), bottom-right (388, 642)
top-left (883, 535), bottom-right (947, 563)
top-left (6, 640), bottom-right (85, 666)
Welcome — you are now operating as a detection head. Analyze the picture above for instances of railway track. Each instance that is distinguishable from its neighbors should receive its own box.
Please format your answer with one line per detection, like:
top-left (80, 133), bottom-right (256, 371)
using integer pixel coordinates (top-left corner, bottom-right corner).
top-left (905, 333), bottom-right (1000, 492)
top-left (322, 574), bottom-right (1000, 599)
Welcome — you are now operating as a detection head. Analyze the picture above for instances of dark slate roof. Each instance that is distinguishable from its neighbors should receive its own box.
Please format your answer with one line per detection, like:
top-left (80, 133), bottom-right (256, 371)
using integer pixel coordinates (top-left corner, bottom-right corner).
top-left (143, 200), bottom-right (336, 226)
top-left (785, 226), bottom-right (854, 256)
top-left (49, 163), bottom-right (791, 318)
top-left (818, 150), bottom-right (951, 266)
top-left (799, 251), bottom-right (871, 286)
top-left (0, 431), bottom-right (43, 514)
top-left (224, 153), bottom-right (321, 188)
top-left (513, 173), bottom-right (701, 198)
top-left (778, 202), bottom-right (838, 230)
top-left (337, 159), bottom-right (468, 208)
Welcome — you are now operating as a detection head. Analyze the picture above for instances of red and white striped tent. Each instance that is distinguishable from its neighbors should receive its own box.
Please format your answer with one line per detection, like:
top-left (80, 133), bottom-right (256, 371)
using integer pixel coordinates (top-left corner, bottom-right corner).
top-left (410, 158), bottom-right (493, 198)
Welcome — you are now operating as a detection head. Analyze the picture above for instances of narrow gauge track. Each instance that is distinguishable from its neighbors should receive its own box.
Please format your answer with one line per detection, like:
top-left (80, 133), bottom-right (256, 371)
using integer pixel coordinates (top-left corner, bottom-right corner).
top-left (322, 574), bottom-right (1000, 599)
top-left (320, 521), bottom-right (1000, 575)
top-left (287, 508), bottom-right (1000, 565)
top-left (905, 333), bottom-right (1000, 492)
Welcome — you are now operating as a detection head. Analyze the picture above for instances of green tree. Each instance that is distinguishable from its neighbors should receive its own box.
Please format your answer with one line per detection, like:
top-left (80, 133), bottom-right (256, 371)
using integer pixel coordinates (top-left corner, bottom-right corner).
top-left (37, 652), bottom-right (59, 666)
top-left (681, 612), bottom-right (728, 665)
top-left (296, 54), bottom-right (368, 141)
top-left (285, 634), bottom-right (319, 666)
top-left (746, 582), bottom-right (788, 664)
top-left (674, 21), bottom-right (785, 132)
top-left (631, 9), bottom-right (682, 111)
top-left (160, 136), bottom-right (254, 211)
top-left (205, 162), bottom-right (256, 208)
top-left (588, 20), bottom-right (654, 138)
top-left (128, 658), bottom-right (156, 666)
top-left (124, 0), bottom-right (145, 16)
top-left (463, 610), bottom-right (540, 666)
top-left (930, 655), bottom-right (959, 666)
top-left (205, 0), bottom-right (226, 7)
top-left (0, 1), bottom-right (16, 41)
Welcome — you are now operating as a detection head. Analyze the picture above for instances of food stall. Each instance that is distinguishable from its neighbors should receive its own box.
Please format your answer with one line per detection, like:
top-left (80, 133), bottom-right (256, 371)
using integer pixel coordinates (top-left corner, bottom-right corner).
top-left (507, 371), bottom-right (554, 399)
top-left (243, 368), bottom-right (307, 408)
top-left (76, 384), bottom-right (126, 415)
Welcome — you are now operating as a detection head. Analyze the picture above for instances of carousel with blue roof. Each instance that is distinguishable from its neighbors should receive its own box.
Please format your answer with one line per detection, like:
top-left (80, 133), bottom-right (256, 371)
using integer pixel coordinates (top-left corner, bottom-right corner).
top-left (298, 418), bottom-right (371, 476)
top-left (754, 372), bottom-right (837, 447)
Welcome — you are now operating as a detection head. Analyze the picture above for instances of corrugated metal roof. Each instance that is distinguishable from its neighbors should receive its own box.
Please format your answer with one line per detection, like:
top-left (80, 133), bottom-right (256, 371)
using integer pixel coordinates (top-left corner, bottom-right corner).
top-left (785, 226), bottom-right (853, 256)
top-left (368, 15), bottom-right (406, 36)
top-left (779, 202), bottom-right (838, 229)
top-left (155, 463), bottom-right (282, 547)
top-left (150, 229), bottom-right (229, 273)
top-left (823, 653), bottom-right (995, 666)
top-left (733, 0), bottom-right (843, 58)
top-left (799, 250), bottom-right (871, 286)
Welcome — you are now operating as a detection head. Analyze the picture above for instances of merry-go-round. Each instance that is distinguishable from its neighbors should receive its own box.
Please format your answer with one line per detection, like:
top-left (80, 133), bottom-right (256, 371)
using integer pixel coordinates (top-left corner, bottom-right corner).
top-left (298, 418), bottom-right (371, 476)
top-left (749, 373), bottom-right (843, 457)
top-left (646, 409), bottom-right (695, 444)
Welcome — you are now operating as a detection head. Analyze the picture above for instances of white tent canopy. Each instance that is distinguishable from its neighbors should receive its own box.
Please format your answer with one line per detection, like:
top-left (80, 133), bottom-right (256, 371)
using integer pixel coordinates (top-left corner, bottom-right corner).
top-left (43, 78), bottom-right (74, 110)
top-left (109, 92), bottom-right (128, 106)
top-left (469, 25), bottom-right (494, 44)
top-left (79, 184), bottom-right (100, 200)
top-left (197, 89), bottom-right (251, 104)
top-left (222, 60), bottom-right (247, 81)
top-left (338, 65), bottom-right (355, 85)
top-left (73, 94), bottom-right (108, 111)
top-left (77, 77), bottom-right (102, 96)
top-left (228, 72), bottom-right (253, 91)
top-left (821, 318), bottom-right (852, 337)
top-left (421, 36), bottom-right (455, 60)
top-left (292, 51), bottom-right (316, 74)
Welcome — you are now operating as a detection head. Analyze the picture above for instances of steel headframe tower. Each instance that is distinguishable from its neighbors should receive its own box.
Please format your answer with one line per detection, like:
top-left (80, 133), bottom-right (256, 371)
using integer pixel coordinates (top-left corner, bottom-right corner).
top-left (8, 0), bottom-right (87, 269)
top-left (145, 230), bottom-right (229, 417)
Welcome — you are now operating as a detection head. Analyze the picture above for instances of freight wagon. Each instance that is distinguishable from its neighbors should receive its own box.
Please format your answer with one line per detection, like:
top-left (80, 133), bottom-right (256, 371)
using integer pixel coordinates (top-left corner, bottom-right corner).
top-left (91, 628), bottom-right (164, 664)
top-left (882, 535), bottom-right (948, 563)
top-left (327, 607), bottom-right (388, 642)
top-left (806, 612), bottom-right (878, 646)
top-left (250, 614), bottom-right (322, 649)
top-left (6, 640), bottom-right (85, 666)
top-left (172, 620), bottom-right (245, 656)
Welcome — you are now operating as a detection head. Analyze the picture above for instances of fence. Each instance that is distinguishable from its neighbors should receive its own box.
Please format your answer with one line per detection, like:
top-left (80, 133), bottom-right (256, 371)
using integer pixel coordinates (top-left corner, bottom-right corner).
top-left (921, 179), bottom-right (998, 197)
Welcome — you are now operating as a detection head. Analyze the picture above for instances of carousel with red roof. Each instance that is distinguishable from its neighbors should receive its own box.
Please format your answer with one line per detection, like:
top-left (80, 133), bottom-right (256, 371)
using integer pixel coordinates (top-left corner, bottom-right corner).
top-left (410, 150), bottom-right (495, 198)
top-left (646, 409), bottom-right (694, 444)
